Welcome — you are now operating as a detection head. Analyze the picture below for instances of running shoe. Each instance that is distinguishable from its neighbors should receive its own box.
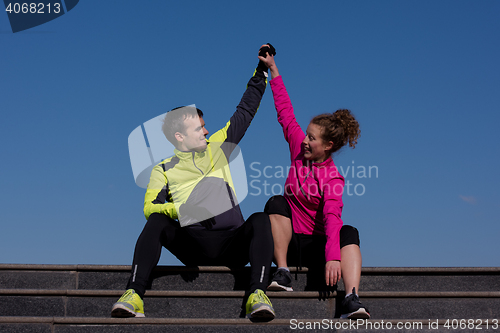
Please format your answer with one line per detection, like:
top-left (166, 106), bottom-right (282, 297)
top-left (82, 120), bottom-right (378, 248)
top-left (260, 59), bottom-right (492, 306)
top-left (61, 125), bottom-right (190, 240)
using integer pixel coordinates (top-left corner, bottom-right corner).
top-left (111, 289), bottom-right (145, 318)
top-left (246, 289), bottom-right (275, 321)
top-left (268, 268), bottom-right (293, 291)
top-left (340, 287), bottom-right (370, 319)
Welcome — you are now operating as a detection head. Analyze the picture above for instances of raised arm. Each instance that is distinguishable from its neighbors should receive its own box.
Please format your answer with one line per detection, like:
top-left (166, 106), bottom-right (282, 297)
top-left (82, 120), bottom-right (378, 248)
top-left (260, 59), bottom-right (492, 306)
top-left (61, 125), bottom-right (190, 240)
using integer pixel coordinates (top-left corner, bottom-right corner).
top-left (262, 54), bottom-right (305, 157)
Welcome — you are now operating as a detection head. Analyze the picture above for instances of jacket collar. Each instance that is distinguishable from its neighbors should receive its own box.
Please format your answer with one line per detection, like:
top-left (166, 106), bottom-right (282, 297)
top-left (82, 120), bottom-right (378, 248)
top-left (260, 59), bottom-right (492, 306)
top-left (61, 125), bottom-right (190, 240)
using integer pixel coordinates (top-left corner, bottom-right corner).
top-left (301, 156), bottom-right (334, 168)
top-left (174, 142), bottom-right (209, 160)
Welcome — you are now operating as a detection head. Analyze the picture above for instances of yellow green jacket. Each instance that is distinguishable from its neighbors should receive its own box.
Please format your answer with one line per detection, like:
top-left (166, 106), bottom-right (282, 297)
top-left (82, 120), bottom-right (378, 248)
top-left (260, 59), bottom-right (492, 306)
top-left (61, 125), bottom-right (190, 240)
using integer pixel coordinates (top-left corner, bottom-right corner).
top-left (143, 71), bottom-right (267, 230)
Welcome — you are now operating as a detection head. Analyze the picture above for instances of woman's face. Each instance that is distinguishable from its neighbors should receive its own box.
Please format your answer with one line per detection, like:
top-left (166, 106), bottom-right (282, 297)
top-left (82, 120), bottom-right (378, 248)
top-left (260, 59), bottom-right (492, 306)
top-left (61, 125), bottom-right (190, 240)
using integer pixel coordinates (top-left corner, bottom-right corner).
top-left (302, 123), bottom-right (332, 163)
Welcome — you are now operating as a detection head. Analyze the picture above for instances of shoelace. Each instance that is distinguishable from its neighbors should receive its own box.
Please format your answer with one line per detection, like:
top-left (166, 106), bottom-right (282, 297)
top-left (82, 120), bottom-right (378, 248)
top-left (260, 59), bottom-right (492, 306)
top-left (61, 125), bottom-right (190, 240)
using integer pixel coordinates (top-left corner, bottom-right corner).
top-left (120, 290), bottom-right (135, 302)
top-left (350, 294), bottom-right (362, 304)
top-left (255, 291), bottom-right (268, 304)
top-left (274, 270), bottom-right (286, 278)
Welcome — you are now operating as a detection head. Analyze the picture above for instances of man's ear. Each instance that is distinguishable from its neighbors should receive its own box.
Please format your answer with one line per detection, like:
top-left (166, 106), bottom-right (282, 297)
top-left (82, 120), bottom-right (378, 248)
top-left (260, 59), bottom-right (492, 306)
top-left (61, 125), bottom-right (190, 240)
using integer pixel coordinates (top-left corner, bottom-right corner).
top-left (175, 132), bottom-right (184, 143)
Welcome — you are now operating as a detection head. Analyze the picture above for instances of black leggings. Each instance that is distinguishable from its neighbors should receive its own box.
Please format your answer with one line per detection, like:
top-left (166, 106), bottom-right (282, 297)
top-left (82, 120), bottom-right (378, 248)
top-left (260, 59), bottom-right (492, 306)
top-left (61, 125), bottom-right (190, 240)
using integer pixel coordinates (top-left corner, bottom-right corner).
top-left (264, 195), bottom-right (360, 268)
top-left (126, 212), bottom-right (274, 298)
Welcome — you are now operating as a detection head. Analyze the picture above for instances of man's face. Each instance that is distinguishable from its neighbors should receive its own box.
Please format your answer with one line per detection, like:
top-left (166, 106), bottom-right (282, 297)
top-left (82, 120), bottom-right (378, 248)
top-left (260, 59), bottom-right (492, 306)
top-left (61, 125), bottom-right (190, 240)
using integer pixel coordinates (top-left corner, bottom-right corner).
top-left (176, 115), bottom-right (209, 152)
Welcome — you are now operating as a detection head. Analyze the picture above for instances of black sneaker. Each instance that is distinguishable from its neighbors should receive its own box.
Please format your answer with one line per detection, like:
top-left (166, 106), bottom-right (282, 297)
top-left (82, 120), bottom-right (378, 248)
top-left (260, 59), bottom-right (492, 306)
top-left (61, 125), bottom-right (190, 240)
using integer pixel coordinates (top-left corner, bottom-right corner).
top-left (340, 287), bottom-right (370, 319)
top-left (268, 268), bottom-right (293, 291)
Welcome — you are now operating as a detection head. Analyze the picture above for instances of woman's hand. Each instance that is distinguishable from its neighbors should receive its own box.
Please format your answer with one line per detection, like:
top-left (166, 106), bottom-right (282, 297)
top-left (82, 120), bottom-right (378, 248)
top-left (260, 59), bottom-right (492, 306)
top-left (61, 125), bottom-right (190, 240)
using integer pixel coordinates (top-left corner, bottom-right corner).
top-left (258, 44), bottom-right (279, 79)
top-left (325, 260), bottom-right (341, 286)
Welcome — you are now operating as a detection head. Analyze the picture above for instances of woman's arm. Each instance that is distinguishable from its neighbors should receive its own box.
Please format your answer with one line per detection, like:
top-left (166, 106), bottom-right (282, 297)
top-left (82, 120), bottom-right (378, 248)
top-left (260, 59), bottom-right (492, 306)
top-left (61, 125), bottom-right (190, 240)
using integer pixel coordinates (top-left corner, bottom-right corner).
top-left (323, 176), bottom-right (345, 261)
top-left (260, 52), bottom-right (305, 156)
top-left (323, 176), bottom-right (345, 285)
top-left (258, 49), bottom-right (279, 79)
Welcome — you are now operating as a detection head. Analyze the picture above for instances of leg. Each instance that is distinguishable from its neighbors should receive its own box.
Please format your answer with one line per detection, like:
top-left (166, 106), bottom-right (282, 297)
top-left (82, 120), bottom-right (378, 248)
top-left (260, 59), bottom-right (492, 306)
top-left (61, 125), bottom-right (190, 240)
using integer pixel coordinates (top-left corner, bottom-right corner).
top-left (223, 212), bottom-right (275, 320)
top-left (245, 212), bottom-right (275, 320)
top-left (269, 214), bottom-right (292, 268)
top-left (264, 195), bottom-right (294, 292)
top-left (264, 195), bottom-right (293, 268)
top-left (228, 212), bottom-right (274, 293)
top-left (339, 225), bottom-right (362, 294)
top-left (340, 244), bottom-right (362, 293)
top-left (339, 225), bottom-right (370, 319)
top-left (127, 213), bottom-right (180, 298)
top-left (112, 214), bottom-right (182, 318)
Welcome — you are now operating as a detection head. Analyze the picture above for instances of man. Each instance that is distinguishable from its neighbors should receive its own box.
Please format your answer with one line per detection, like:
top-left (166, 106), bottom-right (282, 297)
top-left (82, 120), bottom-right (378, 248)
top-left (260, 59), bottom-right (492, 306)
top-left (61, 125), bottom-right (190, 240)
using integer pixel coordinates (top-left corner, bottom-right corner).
top-left (111, 44), bottom-right (277, 321)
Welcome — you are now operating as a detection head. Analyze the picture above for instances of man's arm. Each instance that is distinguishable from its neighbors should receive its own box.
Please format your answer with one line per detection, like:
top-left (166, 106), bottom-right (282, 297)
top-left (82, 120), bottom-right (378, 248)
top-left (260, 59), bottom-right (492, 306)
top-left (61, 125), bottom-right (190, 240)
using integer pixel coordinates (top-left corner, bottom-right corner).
top-left (143, 163), bottom-right (178, 220)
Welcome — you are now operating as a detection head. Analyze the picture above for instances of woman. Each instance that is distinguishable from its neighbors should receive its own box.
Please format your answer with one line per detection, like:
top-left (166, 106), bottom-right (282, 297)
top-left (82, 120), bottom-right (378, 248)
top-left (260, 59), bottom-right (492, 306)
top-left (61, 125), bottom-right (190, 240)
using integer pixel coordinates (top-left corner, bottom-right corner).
top-left (259, 49), bottom-right (370, 319)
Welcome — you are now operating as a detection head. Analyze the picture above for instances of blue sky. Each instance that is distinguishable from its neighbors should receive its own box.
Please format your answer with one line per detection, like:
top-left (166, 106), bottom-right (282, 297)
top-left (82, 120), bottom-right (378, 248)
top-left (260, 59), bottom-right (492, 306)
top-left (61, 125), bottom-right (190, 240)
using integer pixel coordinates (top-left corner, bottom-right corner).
top-left (1, 1), bottom-right (499, 267)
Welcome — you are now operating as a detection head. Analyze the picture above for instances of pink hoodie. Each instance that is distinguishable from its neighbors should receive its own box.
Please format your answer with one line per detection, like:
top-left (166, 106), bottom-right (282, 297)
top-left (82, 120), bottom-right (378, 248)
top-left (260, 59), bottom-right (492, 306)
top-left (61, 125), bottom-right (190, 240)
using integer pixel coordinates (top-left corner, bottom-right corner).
top-left (270, 75), bottom-right (345, 262)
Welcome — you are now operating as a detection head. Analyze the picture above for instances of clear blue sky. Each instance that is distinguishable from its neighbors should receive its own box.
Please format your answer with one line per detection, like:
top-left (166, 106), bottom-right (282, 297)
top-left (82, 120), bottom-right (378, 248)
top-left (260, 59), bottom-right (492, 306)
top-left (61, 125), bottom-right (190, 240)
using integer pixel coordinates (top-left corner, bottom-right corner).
top-left (1, 1), bottom-right (499, 267)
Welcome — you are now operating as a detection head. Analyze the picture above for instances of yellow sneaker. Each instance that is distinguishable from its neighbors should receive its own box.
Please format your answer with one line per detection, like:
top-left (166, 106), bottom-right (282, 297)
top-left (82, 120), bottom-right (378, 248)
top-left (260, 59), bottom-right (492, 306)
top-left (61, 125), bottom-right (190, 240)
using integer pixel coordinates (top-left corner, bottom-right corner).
top-left (111, 289), bottom-right (145, 318)
top-left (245, 289), bottom-right (275, 321)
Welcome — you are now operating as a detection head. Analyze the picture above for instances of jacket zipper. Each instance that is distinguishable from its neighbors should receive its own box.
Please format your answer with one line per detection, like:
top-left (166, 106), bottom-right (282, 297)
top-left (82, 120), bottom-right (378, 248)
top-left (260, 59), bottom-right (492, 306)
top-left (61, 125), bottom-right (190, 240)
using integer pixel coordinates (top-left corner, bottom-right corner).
top-left (298, 162), bottom-right (313, 197)
top-left (191, 152), bottom-right (204, 175)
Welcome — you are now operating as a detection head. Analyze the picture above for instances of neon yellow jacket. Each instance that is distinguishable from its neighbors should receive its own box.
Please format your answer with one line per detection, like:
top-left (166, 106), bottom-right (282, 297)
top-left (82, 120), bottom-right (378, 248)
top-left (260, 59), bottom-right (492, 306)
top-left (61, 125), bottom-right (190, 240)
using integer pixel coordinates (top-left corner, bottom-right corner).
top-left (143, 71), bottom-right (267, 230)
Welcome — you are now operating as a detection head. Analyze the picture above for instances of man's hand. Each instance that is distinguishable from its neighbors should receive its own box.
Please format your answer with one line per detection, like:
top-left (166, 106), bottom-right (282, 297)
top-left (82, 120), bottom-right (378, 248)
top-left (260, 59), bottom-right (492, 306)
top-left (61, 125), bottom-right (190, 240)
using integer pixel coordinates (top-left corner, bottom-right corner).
top-left (257, 43), bottom-right (279, 79)
top-left (325, 260), bottom-right (342, 287)
top-left (259, 43), bottom-right (276, 58)
top-left (256, 43), bottom-right (276, 76)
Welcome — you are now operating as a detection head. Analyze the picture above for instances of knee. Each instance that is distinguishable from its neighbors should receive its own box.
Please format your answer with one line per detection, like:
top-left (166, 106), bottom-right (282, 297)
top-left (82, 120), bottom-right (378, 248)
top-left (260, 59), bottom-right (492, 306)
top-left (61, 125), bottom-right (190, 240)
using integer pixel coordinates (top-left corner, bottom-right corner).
top-left (340, 225), bottom-right (360, 247)
top-left (264, 195), bottom-right (292, 219)
top-left (264, 195), bottom-right (286, 213)
top-left (247, 212), bottom-right (272, 232)
top-left (144, 213), bottom-right (177, 233)
top-left (146, 213), bottom-right (165, 225)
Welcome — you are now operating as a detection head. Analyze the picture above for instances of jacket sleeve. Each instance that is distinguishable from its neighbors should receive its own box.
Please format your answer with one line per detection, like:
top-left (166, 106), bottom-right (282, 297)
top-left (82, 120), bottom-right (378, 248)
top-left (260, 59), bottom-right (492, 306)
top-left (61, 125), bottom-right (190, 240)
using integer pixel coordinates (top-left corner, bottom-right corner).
top-left (322, 176), bottom-right (345, 262)
top-left (209, 71), bottom-right (267, 146)
top-left (143, 164), bottom-right (178, 220)
top-left (269, 75), bottom-right (305, 159)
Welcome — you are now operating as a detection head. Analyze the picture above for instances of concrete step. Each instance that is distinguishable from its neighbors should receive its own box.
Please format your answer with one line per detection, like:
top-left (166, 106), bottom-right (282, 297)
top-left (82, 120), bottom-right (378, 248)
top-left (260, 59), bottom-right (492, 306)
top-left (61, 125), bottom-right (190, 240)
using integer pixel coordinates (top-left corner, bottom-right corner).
top-left (0, 317), bottom-right (498, 333)
top-left (1, 264), bottom-right (499, 292)
top-left (1, 264), bottom-right (499, 331)
top-left (1, 289), bottom-right (499, 319)
top-left (0, 317), bottom-right (300, 333)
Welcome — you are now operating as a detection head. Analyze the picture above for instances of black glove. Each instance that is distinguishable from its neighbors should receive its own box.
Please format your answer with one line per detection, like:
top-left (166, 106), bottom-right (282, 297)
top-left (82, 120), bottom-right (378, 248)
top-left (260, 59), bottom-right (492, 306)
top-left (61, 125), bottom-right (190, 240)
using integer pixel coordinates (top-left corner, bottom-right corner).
top-left (259, 43), bottom-right (276, 57)
top-left (256, 43), bottom-right (276, 74)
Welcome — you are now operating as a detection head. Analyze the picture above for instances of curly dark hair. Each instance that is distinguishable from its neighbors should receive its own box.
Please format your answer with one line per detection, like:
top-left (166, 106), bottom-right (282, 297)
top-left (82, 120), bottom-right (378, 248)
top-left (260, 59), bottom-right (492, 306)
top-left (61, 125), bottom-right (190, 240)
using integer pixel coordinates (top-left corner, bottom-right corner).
top-left (310, 109), bottom-right (360, 154)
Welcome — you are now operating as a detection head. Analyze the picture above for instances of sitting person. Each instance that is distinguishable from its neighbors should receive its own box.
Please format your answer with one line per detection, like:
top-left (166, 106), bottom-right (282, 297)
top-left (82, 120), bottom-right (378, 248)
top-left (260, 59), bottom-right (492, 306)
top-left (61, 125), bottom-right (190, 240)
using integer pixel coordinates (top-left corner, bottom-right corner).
top-left (259, 50), bottom-right (370, 319)
top-left (111, 44), bottom-right (277, 321)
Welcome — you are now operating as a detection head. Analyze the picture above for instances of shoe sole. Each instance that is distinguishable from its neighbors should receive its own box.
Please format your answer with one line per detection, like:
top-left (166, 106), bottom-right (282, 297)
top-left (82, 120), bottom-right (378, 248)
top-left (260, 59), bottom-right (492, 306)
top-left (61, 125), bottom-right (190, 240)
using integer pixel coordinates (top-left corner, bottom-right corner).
top-left (111, 304), bottom-right (145, 318)
top-left (247, 305), bottom-right (275, 322)
top-left (267, 281), bottom-right (293, 292)
top-left (340, 308), bottom-right (370, 319)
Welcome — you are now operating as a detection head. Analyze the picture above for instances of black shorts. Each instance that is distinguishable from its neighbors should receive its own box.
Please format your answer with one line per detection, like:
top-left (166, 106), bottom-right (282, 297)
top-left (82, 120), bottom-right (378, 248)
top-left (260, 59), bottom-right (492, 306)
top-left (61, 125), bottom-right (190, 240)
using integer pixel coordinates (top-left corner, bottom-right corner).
top-left (264, 195), bottom-right (360, 267)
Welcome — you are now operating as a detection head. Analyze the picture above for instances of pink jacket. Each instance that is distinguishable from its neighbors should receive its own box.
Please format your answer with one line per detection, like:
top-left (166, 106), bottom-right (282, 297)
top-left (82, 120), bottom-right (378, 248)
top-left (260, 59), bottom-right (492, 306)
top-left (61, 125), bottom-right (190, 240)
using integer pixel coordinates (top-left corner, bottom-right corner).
top-left (270, 75), bottom-right (345, 262)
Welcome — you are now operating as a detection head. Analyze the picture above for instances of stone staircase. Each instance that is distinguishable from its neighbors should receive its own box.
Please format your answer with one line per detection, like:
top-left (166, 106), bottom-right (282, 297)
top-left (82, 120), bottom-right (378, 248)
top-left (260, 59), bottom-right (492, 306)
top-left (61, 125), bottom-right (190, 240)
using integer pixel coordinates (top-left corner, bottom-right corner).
top-left (0, 264), bottom-right (499, 332)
